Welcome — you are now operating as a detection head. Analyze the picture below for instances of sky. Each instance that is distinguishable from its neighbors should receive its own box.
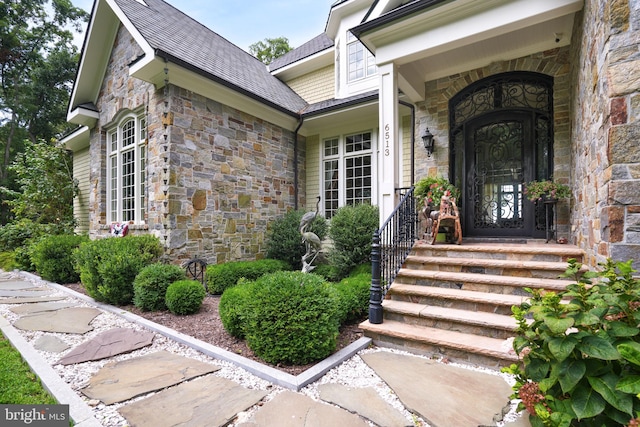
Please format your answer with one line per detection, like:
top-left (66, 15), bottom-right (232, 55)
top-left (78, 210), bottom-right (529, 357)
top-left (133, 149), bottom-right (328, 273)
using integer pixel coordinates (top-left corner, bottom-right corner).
top-left (70, 0), bottom-right (337, 52)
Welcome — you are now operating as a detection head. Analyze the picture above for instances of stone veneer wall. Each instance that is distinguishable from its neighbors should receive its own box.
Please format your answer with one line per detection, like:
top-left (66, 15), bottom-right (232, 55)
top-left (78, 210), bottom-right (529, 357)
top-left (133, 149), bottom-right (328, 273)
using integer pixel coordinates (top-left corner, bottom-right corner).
top-left (415, 47), bottom-right (572, 234)
top-left (570, 0), bottom-right (640, 269)
top-left (90, 24), bottom-right (303, 265)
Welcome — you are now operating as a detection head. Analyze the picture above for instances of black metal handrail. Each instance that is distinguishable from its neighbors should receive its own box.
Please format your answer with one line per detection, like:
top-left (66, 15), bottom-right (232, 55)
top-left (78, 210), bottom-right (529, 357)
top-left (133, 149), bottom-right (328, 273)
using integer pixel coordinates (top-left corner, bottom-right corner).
top-left (369, 187), bottom-right (420, 324)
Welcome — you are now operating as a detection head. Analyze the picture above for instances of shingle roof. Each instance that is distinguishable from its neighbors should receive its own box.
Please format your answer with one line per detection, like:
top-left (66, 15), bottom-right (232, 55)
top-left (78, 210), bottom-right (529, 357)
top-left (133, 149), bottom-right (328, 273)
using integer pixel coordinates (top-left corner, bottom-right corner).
top-left (269, 33), bottom-right (334, 72)
top-left (302, 90), bottom-right (378, 116)
top-left (113, 0), bottom-right (308, 114)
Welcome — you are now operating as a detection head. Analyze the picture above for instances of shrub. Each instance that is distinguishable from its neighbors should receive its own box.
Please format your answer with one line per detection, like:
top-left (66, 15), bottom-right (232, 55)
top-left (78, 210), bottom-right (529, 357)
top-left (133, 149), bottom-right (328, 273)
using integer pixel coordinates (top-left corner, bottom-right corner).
top-left (219, 278), bottom-right (256, 338)
top-left (243, 271), bottom-right (339, 365)
top-left (133, 263), bottom-right (186, 311)
top-left (0, 220), bottom-right (70, 271)
top-left (503, 259), bottom-right (640, 427)
top-left (414, 176), bottom-right (461, 207)
top-left (31, 234), bottom-right (89, 284)
top-left (73, 235), bottom-right (163, 305)
top-left (205, 258), bottom-right (290, 294)
top-left (265, 209), bottom-right (328, 270)
top-left (334, 265), bottom-right (371, 324)
top-left (0, 251), bottom-right (16, 271)
top-left (328, 203), bottom-right (379, 280)
top-left (165, 280), bottom-right (206, 315)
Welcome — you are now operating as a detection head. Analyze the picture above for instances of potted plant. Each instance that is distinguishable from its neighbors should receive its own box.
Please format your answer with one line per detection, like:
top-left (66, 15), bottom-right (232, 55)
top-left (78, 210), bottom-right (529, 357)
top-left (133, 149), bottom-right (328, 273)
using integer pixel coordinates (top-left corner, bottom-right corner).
top-left (414, 176), bottom-right (461, 208)
top-left (523, 179), bottom-right (570, 203)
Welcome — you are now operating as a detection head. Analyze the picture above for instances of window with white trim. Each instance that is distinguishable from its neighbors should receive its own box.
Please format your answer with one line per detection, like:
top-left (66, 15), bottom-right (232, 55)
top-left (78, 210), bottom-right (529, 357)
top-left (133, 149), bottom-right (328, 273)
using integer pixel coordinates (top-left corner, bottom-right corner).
top-left (107, 114), bottom-right (146, 224)
top-left (322, 131), bottom-right (373, 219)
top-left (347, 32), bottom-right (377, 82)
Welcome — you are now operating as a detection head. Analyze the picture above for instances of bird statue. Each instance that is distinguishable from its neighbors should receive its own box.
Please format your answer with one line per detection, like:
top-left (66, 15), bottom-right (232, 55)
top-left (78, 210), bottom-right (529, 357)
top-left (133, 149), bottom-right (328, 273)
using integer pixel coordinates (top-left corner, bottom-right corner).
top-left (299, 196), bottom-right (321, 233)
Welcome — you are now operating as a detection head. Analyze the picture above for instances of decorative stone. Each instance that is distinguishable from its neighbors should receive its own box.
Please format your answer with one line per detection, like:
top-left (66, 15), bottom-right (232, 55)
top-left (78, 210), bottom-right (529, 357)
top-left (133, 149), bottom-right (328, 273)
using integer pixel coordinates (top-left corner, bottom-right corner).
top-left (10, 302), bottom-right (79, 315)
top-left (608, 60), bottom-right (640, 96)
top-left (0, 296), bottom-right (65, 304)
top-left (57, 328), bottom-right (154, 365)
top-left (0, 289), bottom-right (53, 297)
top-left (610, 97), bottom-right (628, 125)
top-left (118, 375), bottom-right (267, 427)
top-left (0, 281), bottom-right (39, 290)
top-left (81, 351), bottom-right (220, 405)
top-left (609, 123), bottom-right (640, 163)
top-left (192, 189), bottom-right (207, 210)
top-left (610, 180), bottom-right (640, 205)
top-left (33, 335), bottom-right (70, 353)
top-left (13, 307), bottom-right (101, 334)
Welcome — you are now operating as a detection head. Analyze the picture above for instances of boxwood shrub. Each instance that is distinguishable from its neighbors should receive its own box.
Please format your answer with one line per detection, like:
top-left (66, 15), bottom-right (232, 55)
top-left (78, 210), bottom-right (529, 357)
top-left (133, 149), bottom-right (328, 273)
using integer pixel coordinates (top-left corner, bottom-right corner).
top-left (133, 263), bottom-right (186, 311)
top-left (333, 264), bottom-right (371, 324)
top-left (31, 234), bottom-right (89, 284)
top-left (242, 271), bottom-right (339, 365)
top-left (205, 258), bottom-right (290, 295)
top-left (218, 278), bottom-right (256, 338)
top-left (165, 280), bottom-right (206, 315)
top-left (73, 235), bottom-right (163, 305)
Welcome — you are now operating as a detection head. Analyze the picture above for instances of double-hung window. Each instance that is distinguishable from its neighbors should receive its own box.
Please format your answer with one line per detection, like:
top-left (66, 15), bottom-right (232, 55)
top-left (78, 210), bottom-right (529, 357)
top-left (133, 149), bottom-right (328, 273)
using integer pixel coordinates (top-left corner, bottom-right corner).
top-left (347, 32), bottom-right (377, 82)
top-left (323, 131), bottom-right (374, 219)
top-left (107, 114), bottom-right (146, 224)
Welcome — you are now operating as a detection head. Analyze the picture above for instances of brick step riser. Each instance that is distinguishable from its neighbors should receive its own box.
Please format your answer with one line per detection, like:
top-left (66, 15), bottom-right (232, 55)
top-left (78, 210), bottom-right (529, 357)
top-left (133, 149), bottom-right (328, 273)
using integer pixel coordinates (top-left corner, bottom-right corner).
top-left (386, 293), bottom-right (516, 316)
top-left (409, 249), bottom-right (582, 264)
top-left (383, 311), bottom-right (515, 340)
top-left (403, 262), bottom-right (568, 280)
top-left (393, 276), bottom-right (554, 296)
top-left (364, 331), bottom-right (514, 369)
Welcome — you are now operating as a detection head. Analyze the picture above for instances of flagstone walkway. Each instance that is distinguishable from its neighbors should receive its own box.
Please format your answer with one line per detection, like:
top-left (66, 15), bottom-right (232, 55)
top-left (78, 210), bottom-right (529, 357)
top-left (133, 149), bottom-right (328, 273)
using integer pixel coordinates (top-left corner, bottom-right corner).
top-left (0, 272), bottom-right (532, 427)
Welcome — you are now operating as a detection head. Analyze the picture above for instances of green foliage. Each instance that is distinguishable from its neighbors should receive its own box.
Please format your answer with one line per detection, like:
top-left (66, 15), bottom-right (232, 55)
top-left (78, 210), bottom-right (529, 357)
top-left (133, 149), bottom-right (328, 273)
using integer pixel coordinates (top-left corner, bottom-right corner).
top-left (0, 251), bottom-right (16, 271)
top-left (31, 234), bottom-right (88, 283)
top-left (414, 176), bottom-right (461, 206)
top-left (265, 209), bottom-right (328, 270)
top-left (524, 180), bottom-right (571, 203)
top-left (165, 280), bottom-right (206, 315)
top-left (0, 337), bottom-right (57, 405)
top-left (502, 259), bottom-right (640, 427)
top-left (205, 258), bottom-right (290, 294)
top-left (219, 278), bottom-right (256, 338)
top-left (328, 204), bottom-right (379, 280)
top-left (333, 265), bottom-right (372, 324)
top-left (249, 36), bottom-right (293, 64)
top-left (133, 263), bottom-right (186, 311)
top-left (241, 271), bottom-right (339, 365)
top-left (73, 235), bottom-right (163, 305)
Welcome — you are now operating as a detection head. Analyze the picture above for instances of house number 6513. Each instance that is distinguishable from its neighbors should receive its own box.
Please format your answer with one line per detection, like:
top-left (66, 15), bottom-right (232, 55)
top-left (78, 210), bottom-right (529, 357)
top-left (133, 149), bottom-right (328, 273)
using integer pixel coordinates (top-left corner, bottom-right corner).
top-left (384, 124), bottom-right (390, 156)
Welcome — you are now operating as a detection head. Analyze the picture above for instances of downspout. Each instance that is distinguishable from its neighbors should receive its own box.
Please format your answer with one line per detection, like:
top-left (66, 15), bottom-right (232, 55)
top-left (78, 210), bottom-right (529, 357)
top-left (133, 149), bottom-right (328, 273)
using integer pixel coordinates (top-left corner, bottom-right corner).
top-left (399, 100), bottom-right (415, 185)
top-left (293, 117), bottom-right (304, 210)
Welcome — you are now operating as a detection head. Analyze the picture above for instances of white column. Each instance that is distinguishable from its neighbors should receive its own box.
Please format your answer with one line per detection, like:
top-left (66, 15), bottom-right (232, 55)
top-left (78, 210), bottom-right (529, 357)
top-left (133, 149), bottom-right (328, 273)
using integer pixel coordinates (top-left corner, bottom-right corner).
top-left (378, 62), bottom-right (399, 226)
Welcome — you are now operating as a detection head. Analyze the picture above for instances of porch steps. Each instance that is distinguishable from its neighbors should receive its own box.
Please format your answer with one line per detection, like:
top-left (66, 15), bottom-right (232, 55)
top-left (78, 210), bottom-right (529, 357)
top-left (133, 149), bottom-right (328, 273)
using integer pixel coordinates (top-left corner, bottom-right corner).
top-left (360, 240), bottom-right (585, 368)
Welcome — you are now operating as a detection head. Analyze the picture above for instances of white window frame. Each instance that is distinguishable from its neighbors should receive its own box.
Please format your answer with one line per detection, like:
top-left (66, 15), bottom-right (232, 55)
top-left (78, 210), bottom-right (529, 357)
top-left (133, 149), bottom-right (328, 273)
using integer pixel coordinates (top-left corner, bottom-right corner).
top-left (322, 130), bottom-right (376, 219)
top-left (107, 113), bottom-right (147, 224)
top-left (347, 32), bottom-right (377, 83)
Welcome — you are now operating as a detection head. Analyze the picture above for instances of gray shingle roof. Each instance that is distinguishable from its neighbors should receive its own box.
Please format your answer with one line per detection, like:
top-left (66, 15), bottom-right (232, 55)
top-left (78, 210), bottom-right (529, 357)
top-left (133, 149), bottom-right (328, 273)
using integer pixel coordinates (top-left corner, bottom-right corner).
top-left (113, 0), bottom-right (308, 115)
top-left (269, 33), bottom-right (334, 72)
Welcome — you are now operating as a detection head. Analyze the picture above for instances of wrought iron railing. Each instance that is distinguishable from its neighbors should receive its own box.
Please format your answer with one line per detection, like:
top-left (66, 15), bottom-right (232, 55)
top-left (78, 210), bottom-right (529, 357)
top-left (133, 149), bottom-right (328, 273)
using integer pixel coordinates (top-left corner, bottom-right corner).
top-left (369, 187), bottom-right (420, 324)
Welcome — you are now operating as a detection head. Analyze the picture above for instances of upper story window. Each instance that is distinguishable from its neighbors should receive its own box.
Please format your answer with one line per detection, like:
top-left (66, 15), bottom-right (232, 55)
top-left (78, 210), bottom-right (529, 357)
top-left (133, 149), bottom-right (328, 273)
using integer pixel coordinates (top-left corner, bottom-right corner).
top-left (347, 32), bottom-right (377, 82)
top-left (107, 114), bottom-right (146, 224)
top-left (323, 131), bottom-right (374, 219)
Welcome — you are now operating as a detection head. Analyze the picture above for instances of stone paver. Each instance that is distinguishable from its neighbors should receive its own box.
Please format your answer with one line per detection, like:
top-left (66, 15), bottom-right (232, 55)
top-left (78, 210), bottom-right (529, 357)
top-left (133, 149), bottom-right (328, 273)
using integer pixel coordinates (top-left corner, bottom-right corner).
top-left (81, 351), bottom-right (221, 405)
top-left (361, 351), bottom-right (513, 427)
top-left (318, 383), bottom-right (411, 427)
top-left (239, 390), bottom-right (369, 427)
top-left (0, 288), bottom-right (53, 297)
top-left (57, 327), bottom-right (155, 365)
top-left (10, 301), bottom-right (79, 315)
top-left (0, 296), bottom-right (65, 304)
top-left (34, 335), bottom-right (70, 353)
top-left (0, 280), bottom-right (40, 290)
top-left (13, 307), bottom-right (101, 334)
top-left (119, 374), bottom-right (268, 427)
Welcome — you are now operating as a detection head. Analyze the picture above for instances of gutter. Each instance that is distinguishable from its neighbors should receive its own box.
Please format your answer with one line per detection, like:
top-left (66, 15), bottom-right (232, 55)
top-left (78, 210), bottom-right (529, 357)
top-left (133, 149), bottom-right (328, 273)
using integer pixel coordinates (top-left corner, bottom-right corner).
top-left (351, 0), bottom-right (448, 38)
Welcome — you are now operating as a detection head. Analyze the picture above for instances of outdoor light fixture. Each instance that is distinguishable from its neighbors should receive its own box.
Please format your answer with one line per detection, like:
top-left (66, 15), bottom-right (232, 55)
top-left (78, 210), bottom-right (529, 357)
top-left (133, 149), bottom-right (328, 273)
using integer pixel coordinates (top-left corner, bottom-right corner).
top-left (422, 128), bottom-right (435, 157)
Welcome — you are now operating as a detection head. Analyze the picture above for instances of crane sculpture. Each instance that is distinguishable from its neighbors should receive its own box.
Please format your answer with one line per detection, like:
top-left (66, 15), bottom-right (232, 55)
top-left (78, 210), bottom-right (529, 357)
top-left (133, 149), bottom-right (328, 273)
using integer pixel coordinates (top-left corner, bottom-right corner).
top-left (300, 196), bottom-right (322, 273)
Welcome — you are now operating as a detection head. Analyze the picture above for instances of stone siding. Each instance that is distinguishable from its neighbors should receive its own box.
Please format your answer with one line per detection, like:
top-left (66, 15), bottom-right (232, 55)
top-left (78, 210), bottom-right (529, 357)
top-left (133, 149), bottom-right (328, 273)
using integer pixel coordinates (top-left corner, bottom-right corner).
top-left (570, 0), bottom-right (640, 268)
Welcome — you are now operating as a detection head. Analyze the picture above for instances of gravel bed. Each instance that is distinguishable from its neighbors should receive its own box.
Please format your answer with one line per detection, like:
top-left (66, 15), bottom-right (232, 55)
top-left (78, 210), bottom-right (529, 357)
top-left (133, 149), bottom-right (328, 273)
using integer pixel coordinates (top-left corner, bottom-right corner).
top-left (0, 272), bottom-right (523, 427)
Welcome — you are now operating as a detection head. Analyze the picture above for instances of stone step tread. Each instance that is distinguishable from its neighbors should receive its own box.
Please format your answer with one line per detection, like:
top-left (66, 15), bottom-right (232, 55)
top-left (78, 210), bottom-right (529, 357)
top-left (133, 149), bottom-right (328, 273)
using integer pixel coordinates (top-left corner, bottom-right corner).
top-left (412, 241), bottom-right (584, 257)
top-left (389, 284), bottom-right (529, 306)
top-left (360, 319), bottom-right (518, 362)
top-left (405, 255), bottom-right (587, 272)
top-left (397, 269), bottom-right (572, 290)
top-left (382, 300), bottom-right (517, 330)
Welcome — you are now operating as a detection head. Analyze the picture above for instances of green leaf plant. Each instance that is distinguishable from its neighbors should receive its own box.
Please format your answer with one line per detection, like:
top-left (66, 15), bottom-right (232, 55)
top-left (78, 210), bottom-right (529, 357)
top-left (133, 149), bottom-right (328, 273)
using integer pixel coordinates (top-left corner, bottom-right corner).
top-left (502, 259), bottom-right (640, 426)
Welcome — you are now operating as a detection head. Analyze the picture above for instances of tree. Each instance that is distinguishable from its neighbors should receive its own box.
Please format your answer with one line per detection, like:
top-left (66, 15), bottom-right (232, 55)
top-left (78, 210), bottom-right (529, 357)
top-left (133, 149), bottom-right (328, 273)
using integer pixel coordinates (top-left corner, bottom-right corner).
top-left (0, 0), bottom-right (87, 222)
top-left (249, 37), bottom-right (293, 64)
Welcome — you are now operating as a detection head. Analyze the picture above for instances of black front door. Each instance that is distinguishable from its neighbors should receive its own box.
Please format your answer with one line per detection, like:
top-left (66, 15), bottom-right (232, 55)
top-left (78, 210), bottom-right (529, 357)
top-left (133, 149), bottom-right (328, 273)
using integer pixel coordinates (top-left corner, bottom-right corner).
top-left (464, 113), bottom-right (536, 237)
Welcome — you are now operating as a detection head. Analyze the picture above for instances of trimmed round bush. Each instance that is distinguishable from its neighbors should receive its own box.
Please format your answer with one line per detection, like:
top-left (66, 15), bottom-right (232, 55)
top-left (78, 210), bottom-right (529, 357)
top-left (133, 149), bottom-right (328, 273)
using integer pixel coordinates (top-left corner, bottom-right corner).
top-left (334, 267), bottom-right (371, 324)
top-left (243, 271), bottom-right (340, 365)
top-left (165, 280), bottom-right (206, 315)
top-left (31, 234), bottom-right (89, 283)
top-left (219, 278), bottom-right (256, 338)
top-left (133, 263), bottom-right (186, 311)
top-left (205, 259), bottom-right (290, 295)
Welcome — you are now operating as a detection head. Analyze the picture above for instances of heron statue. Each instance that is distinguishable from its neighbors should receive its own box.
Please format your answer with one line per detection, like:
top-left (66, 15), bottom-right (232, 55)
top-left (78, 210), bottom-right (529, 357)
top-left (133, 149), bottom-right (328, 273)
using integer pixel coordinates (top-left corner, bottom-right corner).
top-left (299, 196), bottom-right (321, 233)
top-left (300, 196), bottom-right (323, 273)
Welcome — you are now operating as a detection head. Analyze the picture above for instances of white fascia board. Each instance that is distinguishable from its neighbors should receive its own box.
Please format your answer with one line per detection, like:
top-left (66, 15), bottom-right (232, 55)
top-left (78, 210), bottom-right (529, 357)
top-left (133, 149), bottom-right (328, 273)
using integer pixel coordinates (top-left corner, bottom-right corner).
top-left (104, 0), bottom-right (155, 58)
top-left (271, 48), bottom-right (335, 81)
top-left (68, 106), bottom-right (100, 127)
top-left (326, 0), bottom-right (372, 39)
top-left (61, 126), bottom-right (91, 152)
top-left (370, 0), bottom-right (583, 64)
